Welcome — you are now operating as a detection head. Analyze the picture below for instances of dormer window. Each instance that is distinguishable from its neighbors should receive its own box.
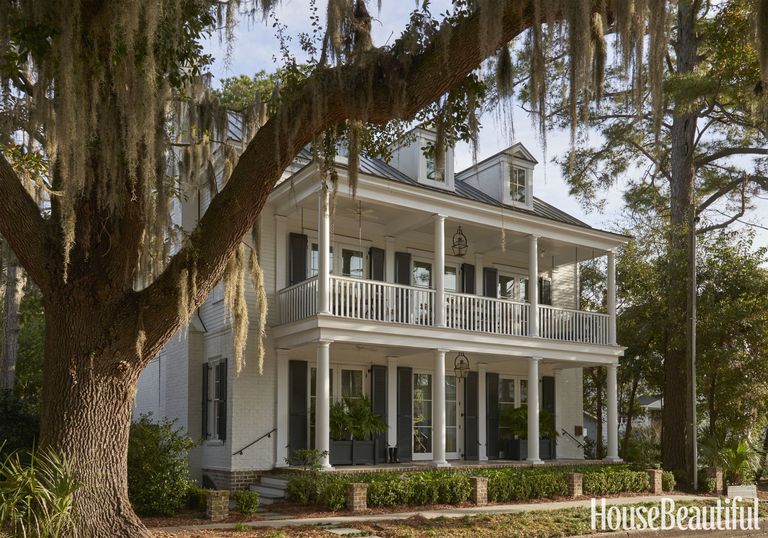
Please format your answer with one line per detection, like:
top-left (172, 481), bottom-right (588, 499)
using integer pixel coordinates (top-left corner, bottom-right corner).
top-left (509, 166), bottom-right (527, 204)
top-left (426, 155), bottom-right (444, 183)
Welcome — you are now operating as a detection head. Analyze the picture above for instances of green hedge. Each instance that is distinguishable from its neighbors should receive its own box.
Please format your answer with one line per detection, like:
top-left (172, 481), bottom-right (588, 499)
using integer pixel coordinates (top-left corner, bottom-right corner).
top-left (284, 464), bottom-right (676, 511)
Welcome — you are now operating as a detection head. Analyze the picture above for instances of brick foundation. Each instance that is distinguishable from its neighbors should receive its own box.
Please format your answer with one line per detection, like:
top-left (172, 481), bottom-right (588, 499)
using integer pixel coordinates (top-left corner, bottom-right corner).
top-left (206, 490), bottom-right (230, 521)
top-left (567, 472), bottom-right (583, 498)
top-left (470, 476), bottom-right (488, 506)
top-left (202, 468), bottom-right (261, 491)
top-left (647, 469), bottom-right (663, 495)
top-left (704, 467), bottom-right (723, 495)
top-left (346, 483), bottom-right (368, 512)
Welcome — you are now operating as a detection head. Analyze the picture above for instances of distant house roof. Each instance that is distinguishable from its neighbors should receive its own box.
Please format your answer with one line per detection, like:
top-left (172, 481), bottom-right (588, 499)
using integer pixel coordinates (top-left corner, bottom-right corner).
top-left (282, 147), bottom-right (597, 231)
top-left (637, 396), bottom-right (663, 410)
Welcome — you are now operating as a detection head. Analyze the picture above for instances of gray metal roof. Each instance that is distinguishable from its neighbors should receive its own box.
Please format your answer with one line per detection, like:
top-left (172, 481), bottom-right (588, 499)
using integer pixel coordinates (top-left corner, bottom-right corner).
top-left (281, 147), bottom-right (594, 230)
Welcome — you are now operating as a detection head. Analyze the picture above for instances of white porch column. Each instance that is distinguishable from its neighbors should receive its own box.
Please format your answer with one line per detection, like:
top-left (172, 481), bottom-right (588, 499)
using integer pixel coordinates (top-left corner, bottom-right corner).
top-left (605, 364), bottom-right (621, 462)
top-left (433, 349), bottom-right (449, 466)
top-left (385, 236), bottom-right (396, 283)
top-left (528, 235), bottom-right (539, 337)
top-left (275, 349), bottom-right (289, 467)
top-left (386, 356), bottom-right (398, 448)
top-left (318, 187), bottom-right (331, 314)
top-left (474, 253), bottom-right (484, 296)
top-left (275, 214), bottom-right (288, 292)
top-left (527, 357), bottom-right (543, 464)
top-left (607, 250), bottom-right (617, 345)
top-left (478, 363), bottom-right (488, 461)
top-left (434, 215), bottom-right (446, 327)
top-left (315, 339), bottom-right (332, 469)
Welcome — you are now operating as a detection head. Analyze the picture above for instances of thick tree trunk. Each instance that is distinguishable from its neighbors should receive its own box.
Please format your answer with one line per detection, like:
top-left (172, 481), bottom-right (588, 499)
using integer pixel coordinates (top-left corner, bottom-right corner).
top-left (39, 297), bottom-right (151, 538)
top-left (1, 250), bottom-right (25, 390)
top-left (662, 0), bottom-right (699, 483)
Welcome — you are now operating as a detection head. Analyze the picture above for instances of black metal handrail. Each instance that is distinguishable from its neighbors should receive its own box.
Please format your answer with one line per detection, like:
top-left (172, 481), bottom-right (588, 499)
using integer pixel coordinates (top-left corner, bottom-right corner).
top-left (561, 428), bottom-right (585, 449)
top-left (232, 427), bottom-right (277, 456)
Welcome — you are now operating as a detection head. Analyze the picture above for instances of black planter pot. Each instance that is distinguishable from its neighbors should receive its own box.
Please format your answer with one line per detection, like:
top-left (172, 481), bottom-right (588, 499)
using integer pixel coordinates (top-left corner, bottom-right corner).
top-left (330, 439), bottom-right (377, 466)
top-left (505, 438), bottom-right (555, 461)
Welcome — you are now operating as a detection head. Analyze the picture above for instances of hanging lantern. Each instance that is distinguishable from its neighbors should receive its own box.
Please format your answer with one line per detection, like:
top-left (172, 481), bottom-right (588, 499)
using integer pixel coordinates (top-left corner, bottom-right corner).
top-left (453, 352), bottom-right (470, 379)
top-left (452, 226), bottom-right (468, 257)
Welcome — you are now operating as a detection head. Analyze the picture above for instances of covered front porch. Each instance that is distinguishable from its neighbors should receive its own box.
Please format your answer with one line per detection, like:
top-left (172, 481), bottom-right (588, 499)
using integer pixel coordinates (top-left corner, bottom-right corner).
top-left (273, 340), bottom-right (622, 470)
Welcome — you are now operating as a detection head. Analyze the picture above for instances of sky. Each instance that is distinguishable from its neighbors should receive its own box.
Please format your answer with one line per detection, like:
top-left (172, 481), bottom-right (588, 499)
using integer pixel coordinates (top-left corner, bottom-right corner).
top-left (202, 0), bottom-right (768, 247)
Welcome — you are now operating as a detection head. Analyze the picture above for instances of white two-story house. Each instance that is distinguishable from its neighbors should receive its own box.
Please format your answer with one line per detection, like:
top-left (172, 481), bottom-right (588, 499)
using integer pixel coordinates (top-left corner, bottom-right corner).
top-left (134, 125), bottom-right (628, 490)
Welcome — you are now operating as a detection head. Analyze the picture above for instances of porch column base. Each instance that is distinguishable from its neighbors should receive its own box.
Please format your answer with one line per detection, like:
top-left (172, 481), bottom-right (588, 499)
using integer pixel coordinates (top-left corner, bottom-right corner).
top-left (432, 461), bottom-right (451, 468)
top-left (603, 457), bottom-right (623, 463)
top-left (526, 458), bottom-right (544, 465)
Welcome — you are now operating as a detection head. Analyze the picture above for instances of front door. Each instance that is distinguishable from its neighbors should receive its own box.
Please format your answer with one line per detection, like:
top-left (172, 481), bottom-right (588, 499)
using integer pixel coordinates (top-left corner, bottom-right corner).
top-left (412, 372), bottom-right (462, 460)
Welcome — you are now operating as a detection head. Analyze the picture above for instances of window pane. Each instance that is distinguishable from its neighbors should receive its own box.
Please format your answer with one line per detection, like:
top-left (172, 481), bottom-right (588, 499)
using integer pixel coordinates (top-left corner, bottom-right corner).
top-left (499, 379), bottom-right (515, 403)
top-left (445, 376), bottom-right (457, 401)
top-left (342, 249), bottom-right (364, 279)
top-left (445, 266), bottom-right (457, 291)
top-left (413, 261), bottom-right (432, 288)
top-left (311, 244), bottom-right (334, 276)
top-left (341, 369), bottom-right (363, 399)
top-left (510, 167), bottom-right (527, 203)
top-left (413, 373), bottom-right (433, 454)
top-left (499, 275), bottom-right (515, 299)
top-left (520, 379), bottom-right (528, 404)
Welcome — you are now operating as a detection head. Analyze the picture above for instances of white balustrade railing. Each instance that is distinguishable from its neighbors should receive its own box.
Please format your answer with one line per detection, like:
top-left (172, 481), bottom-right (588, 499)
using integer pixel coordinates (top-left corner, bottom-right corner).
top-left (538, 304), bottom-right (609, 344)
top-left (329, 276), bottom-right (435, 326)
top-left (277, 276), bottom-right (318, 324)
top-left (445, 292), bottom-right (529, 336)
top-left (277, 277), bottom-right (610, 345)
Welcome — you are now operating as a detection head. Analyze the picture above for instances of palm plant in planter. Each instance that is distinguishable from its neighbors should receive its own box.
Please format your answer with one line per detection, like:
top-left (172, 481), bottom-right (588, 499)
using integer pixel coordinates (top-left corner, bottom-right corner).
top-left (329, 397), bottom-right (387, 466)
top-left (502, 406), bottom-right (558, 460)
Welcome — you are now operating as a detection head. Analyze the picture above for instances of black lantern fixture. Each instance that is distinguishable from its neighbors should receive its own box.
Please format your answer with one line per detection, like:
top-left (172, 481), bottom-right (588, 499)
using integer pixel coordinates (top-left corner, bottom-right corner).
top-left (453, 352), bottom-right (470, 379)
top-left (452, 226), bottom-right (468, 257)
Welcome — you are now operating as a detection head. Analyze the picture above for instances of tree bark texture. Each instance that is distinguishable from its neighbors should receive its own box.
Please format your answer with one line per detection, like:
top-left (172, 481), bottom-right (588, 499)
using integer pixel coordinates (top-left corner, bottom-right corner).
top-left (1, 249), bottom-right (25, 390)
top-left (621, 374), bottom-right (640, 458)
top-left (662, 0), bottom-right (699, 482)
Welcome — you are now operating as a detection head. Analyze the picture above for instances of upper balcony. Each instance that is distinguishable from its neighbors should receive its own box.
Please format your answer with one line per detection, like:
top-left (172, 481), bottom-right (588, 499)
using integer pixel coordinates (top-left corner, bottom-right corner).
top-left (278, 275), bottom-right (610, 345)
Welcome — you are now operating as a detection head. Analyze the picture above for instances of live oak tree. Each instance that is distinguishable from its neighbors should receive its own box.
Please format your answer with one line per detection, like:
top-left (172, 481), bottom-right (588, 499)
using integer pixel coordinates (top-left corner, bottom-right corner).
top-left (0, 1), bottom-right (766, 536)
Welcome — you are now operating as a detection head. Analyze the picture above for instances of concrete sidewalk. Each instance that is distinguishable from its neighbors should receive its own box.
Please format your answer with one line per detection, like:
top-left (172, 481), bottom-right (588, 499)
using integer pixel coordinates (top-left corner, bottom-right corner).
top-left (154, 494), bottom-right (709, 532)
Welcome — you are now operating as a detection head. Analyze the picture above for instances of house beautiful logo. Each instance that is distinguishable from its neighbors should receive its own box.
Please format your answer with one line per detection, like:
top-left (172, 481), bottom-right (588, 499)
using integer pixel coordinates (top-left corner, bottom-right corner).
top-left (591, 497), bottom-right (760, 532)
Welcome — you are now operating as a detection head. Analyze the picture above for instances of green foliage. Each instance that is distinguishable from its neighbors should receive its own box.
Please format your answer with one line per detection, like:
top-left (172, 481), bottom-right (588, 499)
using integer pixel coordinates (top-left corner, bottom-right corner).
top-left (329, 397), bottom-right (387, 441)
top-left (581, 469), bottom-right (650, 496)
top-left (700, 435), bottom-right (761, 485)
top-left (186, 486), bottom-right (209, 512)
top-left (500, 406), bottom-right (558, 441)
top-left (286, 465), bottom-right (665, 511)
top-left (0, 391), bottom-right (39, 457)
top-left (286, 448), bottom-right (327, 470)
top-left (622, 426), bottom-right (662, 466)
top-left (127, 414), bottom-right (195, 516)
top-left (14, 286), bottom-right (45, 408)
top-left (662, 471), bottom-right (677, 492)
top-left (0, 447), bottom-right (79, 538)
top-left (231, 490), bottom-right (260, 515)
top-left (233, 522), bottom-right (250, 532)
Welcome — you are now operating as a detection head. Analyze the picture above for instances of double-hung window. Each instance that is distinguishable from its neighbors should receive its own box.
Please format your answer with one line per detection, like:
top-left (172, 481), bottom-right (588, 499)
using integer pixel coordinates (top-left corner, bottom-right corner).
top-left (202, 359), bottom-right (228, 442)
top-left (509, 166), bottom-right (527, 204)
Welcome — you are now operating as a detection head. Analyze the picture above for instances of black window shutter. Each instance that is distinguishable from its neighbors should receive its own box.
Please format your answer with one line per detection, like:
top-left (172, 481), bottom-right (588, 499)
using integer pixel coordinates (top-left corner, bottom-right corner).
top-left (483, 267), bottom-right (498, 298)
top-left (394, 252), bottom-right (411, 285)
top-left (288, 233), bottom-right (308, 285)
top-left (202, 363), bottom-right (209, 440)
top-left (369, 247), bottom-right (386, 281)
top-left (396, 366), bottom-right (413, 462)
top-left (464, 371), bottom-right (479, 461)
top-left (217, 359), bottom-right (228, 441)
top-left (461, 263), bottom-right (476, 294)
top-left (539, 277), bottom-right (552, 305)
top-left (288, 360), bottom-right (309, 461)
top-left (542, 376), bottom-right (556, 459)
top-left (486, 372), bottom-right (500, 459)
top-left (370, 365), bottom-right (388, 462)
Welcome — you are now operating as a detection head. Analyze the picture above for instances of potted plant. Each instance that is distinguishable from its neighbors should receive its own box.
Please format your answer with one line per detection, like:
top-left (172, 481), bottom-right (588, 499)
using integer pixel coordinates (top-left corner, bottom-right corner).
top-left (502, 406), bottom-right (558, 460)
top-left (329, 397), bottom-right (387, 465)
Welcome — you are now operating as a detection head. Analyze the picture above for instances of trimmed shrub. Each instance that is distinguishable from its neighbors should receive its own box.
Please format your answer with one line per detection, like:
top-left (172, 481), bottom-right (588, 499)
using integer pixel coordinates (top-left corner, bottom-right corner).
top-left (0, 391), bottom-right (39, 457)
top-left (186, 486), bottom-right (209, 511)
top-left (127, 414), bottom-right (195, 516)
top-left (582, 469), bottom-right (650, 496)
top-left (486, 470), bottom-right (567, 502)
top-left (232, 490), bottom-right (260, 514)
top-left (662, 470), bottom-right (676, 492)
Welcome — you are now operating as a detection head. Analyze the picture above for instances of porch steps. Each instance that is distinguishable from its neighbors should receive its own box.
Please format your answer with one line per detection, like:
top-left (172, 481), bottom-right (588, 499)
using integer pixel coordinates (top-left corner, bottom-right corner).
top-left (250, 475), bottom-right (289, 505)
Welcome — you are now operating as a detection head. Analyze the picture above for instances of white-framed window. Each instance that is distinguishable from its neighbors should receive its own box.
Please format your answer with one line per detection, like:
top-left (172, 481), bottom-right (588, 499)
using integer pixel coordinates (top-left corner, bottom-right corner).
top-left (445, 375), bottom-right (458, 454)
top-left (413, 372), bottom-right (433, 455)
top-left (509, 166), bottom-right (528, 204)
top-left (498, 274), bottom-right (516, 300)
top-left (309, 243), bottom-right (334, 277)
top-left (308, 366), bottom-right (366, 447)
top-left (203, 358), bottom-right (228, 442)
top-left (411, 259), bottom-right (459, 290)
top-left (341, 248), bottom-right (364, 279)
